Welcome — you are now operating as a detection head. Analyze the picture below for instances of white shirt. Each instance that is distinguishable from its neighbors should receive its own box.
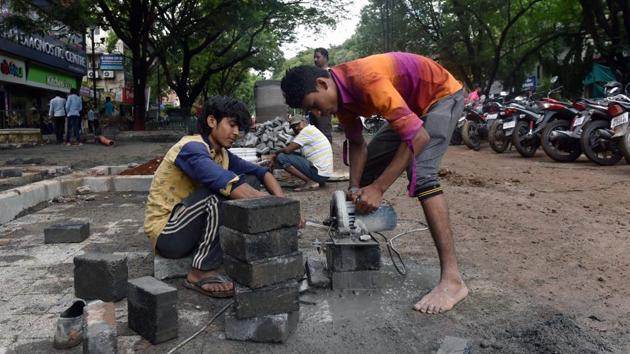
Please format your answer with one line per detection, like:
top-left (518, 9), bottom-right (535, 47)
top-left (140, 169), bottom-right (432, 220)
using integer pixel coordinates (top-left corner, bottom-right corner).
top-left (292, 124), bottom-right (334, 177)
top-left (48, 96), bottom-right (67, 117)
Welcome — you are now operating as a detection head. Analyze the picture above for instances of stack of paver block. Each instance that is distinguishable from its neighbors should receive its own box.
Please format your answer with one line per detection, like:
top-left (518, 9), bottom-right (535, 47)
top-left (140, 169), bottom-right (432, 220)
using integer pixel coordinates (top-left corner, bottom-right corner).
top-left (220, 196), bottom-right (303, 343)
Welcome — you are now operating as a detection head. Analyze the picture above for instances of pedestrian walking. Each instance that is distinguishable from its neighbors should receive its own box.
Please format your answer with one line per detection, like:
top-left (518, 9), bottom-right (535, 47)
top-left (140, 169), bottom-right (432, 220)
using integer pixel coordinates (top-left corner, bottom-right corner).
top-left (65, 88), bottom-right (83, 145)
top-left (48, 94), bottom-right (67, 144)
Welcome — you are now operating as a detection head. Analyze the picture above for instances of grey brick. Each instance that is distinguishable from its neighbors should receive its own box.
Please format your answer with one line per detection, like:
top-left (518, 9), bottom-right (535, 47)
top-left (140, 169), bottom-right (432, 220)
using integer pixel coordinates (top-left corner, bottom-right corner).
top-left (153, 254), bottom-right (192, 280)
top-left (219, 225), bottom-right (298, 262)
top-left (82, 300), bottom-right (117, 354)
top-left (234, 281), bottom-right (299, 319)
top-left (74, 253), bottom-right (128, 302)
top-left (305, 256), bottom-right (330, 288)
top-left (437, 336), bottom-right (472, 354)
top-left (223, 252), bottom-right (304, 289)
top-left (332, 270), bottom-right (383, 290)
top-left (45, 223), bottom-right (90, 244)
top-left (224, 307), bottom-right (299, 343)
top-left (128, 276), bottom-right (178, 344)
top-left (325, 238), bottom-right (381, 272)
top-left (0, 168), bottom-right (22, 177)
top-left (221, 196), bottom-right (299, 234)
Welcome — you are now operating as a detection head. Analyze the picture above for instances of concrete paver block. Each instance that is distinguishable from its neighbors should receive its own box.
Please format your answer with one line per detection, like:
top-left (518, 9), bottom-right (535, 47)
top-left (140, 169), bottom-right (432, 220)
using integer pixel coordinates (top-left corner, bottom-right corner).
top-left (221, 196), bottom-right (300, 234)
top-left (234, 281), bottom-right (300, 319)
top-left (325, 238), bottom-right (381, 272)
top-left (331, 270), bottom-right (383, 290)
top-left (153, 254), bottom-right (193, 280)
top-left (74, 253), bottom-right (128, 302)
top-left (44, 222), bottom-right (90, 244)
top-left (223, 252), bottom-right (304, 289)
top-left (225, 307), bottom-right (299, 343)
top-left (82, 300), bottom-right (117, 354)
top-left (128, 276), bottom-right (178, 344)
top-left (219, 225), bottom-right (298, 262)
top-left (437, 336), bottom-right (472, 354)
top-left (305, 256), bottom-right (331, 288)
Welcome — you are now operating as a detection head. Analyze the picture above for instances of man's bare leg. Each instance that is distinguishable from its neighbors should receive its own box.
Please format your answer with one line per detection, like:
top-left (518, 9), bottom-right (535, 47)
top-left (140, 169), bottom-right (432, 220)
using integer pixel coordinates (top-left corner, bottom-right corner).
top-left (414, 194), bottom-right (468, 314)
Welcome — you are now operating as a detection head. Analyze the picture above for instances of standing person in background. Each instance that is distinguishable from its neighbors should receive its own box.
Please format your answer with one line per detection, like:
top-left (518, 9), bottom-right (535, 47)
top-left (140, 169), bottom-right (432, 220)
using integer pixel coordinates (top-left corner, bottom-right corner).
top-left (65, 88), bottom-right (83, 145)
top-left (466, 84), bottom-right (481, 104)
top-left (308, 47), bottom-right (333, 143)
top-left (103, 97), bottom-right (114, 117)
top-left (48, 94), bottom-right (67, 144)
top-left (87, 105), bottom-right (99, 135)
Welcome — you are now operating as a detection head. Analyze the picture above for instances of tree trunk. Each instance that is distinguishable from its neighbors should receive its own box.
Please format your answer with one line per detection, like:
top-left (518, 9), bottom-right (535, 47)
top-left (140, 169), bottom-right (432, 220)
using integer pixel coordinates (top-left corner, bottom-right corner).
top-left (132, 61), bottom-right (147, 131)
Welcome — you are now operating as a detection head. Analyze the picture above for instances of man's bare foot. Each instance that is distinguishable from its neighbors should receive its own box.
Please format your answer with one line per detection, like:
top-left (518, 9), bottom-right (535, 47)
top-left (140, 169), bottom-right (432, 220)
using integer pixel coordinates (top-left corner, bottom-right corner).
top-left (186, 268), bottom-right (233, 294)
top-left (413, 277), bottom-right (468, 314)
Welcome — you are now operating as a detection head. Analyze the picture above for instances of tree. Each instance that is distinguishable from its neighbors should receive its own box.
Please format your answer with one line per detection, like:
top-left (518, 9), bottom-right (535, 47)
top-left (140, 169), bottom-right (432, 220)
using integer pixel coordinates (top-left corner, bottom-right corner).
top-left (156, 0), bottom-right (344, 112)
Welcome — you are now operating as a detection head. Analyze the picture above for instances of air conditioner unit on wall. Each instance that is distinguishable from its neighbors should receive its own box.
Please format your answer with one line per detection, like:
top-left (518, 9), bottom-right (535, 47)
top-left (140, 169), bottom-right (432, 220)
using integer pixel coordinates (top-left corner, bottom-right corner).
top-left (87, 71), bottom-right (99, 79)
top-left (102, 71), bottom-right (115, 79)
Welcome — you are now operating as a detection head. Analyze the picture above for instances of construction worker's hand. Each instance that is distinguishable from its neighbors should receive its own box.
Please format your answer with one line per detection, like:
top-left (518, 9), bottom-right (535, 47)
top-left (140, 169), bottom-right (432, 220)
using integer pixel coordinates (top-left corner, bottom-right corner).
top-left (353, 184), bottom-right (382, 214)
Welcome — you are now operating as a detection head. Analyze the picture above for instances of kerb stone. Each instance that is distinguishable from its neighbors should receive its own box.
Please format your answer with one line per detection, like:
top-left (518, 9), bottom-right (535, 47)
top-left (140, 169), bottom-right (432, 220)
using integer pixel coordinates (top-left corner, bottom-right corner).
top-left (221, 196), bottom-right (299, 234)
top-left (128, 276), bottom-right (178, 344)
top-left (223, 252), bottom-right (303, 289)
top-left (234, 281), bottom-right (299, 319)
top-left (45, 222), bottom-right (90, 244)
top-left (225, 307), bottom-right (299, 343)
top-left (82, 300), bottom-right (117, 354)
top-left (74, 253), bottom-right (128, 302)
top-left (153, 254), bottom-right (193, 280)
top-left (219, 225), bottom-right (298, 262)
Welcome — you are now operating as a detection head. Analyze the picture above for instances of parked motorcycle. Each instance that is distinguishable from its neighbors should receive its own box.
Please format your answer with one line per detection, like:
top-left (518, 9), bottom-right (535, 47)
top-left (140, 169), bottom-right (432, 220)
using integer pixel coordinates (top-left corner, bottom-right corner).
top-left (540, 98), bottom-right (585, 162)
top-left (361, 115), bottom-right (386, 135)
top-left (461, 101), bottom-right (501, 151)
top-left (488, 105), bottom-right (517, 153)
top-left (608, 94), bottom-right (630, 162)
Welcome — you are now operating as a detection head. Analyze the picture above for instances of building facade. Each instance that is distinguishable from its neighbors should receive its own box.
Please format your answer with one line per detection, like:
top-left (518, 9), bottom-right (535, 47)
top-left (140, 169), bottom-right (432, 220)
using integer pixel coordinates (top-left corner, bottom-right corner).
top-left (0, 3), bottom-right (87, 129)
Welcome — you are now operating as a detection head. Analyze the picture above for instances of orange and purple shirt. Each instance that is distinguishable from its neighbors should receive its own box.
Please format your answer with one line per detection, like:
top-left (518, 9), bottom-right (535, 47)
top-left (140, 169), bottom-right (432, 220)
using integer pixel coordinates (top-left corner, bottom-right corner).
top-left (329, 52), bottom-right (462, 196)
top-left (330, 52), bottom-right (462, 143)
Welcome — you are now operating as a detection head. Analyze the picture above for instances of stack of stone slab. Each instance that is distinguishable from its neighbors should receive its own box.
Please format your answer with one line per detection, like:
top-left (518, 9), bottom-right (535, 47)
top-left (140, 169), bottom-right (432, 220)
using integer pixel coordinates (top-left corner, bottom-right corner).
top-left (220, 196), bottom-right (303, 343)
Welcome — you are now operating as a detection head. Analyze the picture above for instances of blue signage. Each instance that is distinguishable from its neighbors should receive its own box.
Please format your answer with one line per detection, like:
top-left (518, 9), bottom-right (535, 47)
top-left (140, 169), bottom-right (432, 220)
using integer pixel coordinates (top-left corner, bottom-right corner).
top-left (100, 54), bottom-right (124, 71)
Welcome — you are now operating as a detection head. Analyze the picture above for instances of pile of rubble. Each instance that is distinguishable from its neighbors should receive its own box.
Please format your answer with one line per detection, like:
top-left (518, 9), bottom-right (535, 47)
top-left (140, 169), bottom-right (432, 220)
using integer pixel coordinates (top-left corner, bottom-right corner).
top-left (234, 117), bottom-right (294, 155)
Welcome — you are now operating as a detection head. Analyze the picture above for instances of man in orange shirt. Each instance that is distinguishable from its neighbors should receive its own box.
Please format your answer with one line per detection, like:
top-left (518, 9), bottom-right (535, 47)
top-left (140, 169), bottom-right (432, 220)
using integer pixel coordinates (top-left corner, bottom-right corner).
top-left (281, 52), bottom-right (467, 314)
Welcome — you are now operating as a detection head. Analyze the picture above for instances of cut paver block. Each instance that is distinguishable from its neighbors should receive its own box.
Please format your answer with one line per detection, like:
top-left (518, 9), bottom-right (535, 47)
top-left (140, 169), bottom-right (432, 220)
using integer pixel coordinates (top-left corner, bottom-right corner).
top-left (234, 281), bottom-right (300, 319)
top-left (128, 276), bottom-right (178, 344)
top-left (223, 252), bottom-right (304, 289)
top-left (44, 222), bottom-right (90, 244)
top-left (82, 300), bottom-right (117, 354)
top-left (225, 307), bottom-right (299, 343)
top-left (219, 225), bottom-right (298, 262)
top-left (305, 255), bottom-right (331, 288)
top-left (437, 336), bottom-right (472, 354)
top-left (74, 253), bottom-right (128, 302)
top-left (332, 270), bottom-right (384, 290)
top-left (153, 254), bottom-right (193, 280)
top-left (325, 238), bottom-right (381, 272)
top-left (221, 196), bottom-right (300, 234)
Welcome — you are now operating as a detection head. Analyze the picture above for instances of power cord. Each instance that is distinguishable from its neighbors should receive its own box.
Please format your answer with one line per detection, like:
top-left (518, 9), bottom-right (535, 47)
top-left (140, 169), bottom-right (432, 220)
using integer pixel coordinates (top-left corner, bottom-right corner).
top-left (372, 227), bottom-right (429, 276)
top-left (166, 301), bottom-right (233, 354)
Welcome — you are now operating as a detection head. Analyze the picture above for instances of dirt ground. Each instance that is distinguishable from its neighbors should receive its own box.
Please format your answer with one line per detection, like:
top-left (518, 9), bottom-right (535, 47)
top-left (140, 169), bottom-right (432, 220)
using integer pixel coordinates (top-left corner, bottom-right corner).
top-left (1, 132), bottom-right (629, 352)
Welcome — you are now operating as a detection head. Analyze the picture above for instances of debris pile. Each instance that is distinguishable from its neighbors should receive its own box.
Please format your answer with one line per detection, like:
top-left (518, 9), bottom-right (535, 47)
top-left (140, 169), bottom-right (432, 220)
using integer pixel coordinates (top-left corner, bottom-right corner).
top-left (233, 117), bottom-right (294, 155)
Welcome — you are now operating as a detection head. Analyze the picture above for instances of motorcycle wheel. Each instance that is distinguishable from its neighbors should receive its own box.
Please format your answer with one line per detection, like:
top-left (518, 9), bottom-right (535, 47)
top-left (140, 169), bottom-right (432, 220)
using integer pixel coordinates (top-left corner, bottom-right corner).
top-left (541, 120), bottom-right (581, 162)
top-left (462, 120), bottom-right (481, 151)
top-left (450, 127), bottom-right (463, 145)
top-left (512, 120), bottom-right (540, 158)
top-left (580, 120), bottom-right (623, 166)
top-left (620, 131), bottom-right (630, 164)
top-left (488, 120), bottom-right (510, 153)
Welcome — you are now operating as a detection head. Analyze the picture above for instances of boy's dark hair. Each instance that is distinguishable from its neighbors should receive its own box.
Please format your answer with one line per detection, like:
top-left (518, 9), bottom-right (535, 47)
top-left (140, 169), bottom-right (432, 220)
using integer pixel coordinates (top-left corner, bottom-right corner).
top-left (314, 47), bottom-right (329, 60)
top-left (198, 96), bottom-right (251, 136)
top-left (280, 65), bottom-right (330, 108)
top-left (70, 88), bottom-right (78, 94)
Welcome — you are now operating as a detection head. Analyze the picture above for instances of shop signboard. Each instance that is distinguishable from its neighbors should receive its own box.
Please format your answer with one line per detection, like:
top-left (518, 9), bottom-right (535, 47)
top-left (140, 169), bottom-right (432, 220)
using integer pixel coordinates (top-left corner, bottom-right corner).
top-left (100, 54), bottom-right (124, 71)
top-left (0, 55), bottom-right (25, 85)
top-left (26, 64), bottom-right (77, 92)
top-left (0, 5), bottom-right (87, 76)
